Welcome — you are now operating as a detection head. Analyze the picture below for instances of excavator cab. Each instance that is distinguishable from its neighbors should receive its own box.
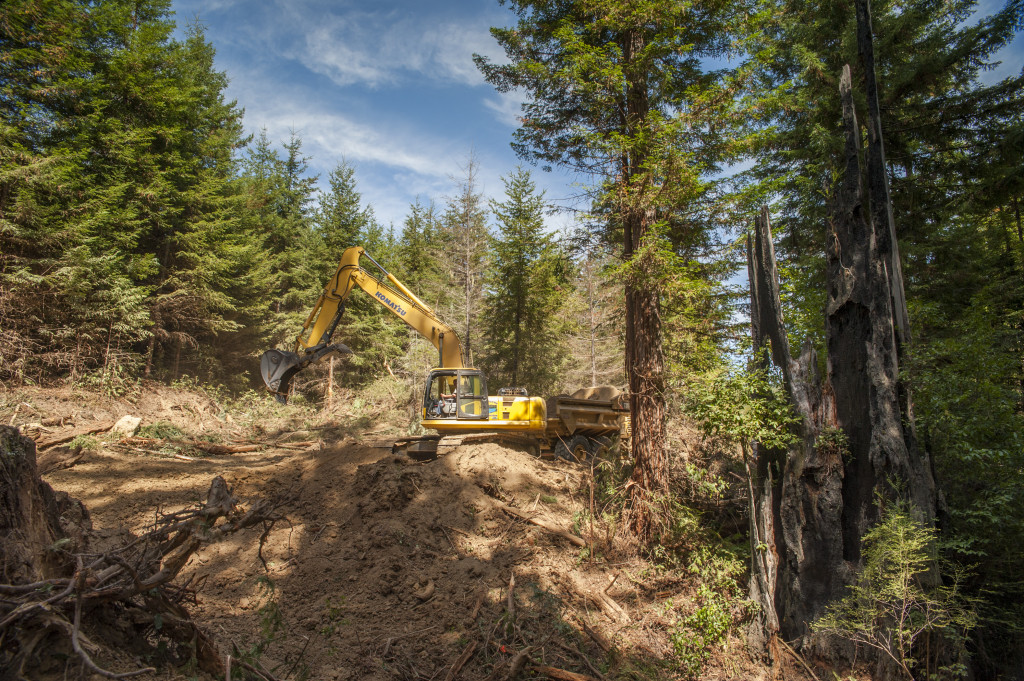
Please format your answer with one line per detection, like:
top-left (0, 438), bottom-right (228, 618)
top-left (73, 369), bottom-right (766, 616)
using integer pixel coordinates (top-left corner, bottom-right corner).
top-left (423, 369), bottom-right (489, 421)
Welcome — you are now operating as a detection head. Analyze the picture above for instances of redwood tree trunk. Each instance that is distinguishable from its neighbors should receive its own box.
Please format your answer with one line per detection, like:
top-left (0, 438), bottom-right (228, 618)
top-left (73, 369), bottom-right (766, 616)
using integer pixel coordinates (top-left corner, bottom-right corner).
top-left (620, 27), bottom-right (669, 541)
top-left (623, 206), bottom-right (668, 539)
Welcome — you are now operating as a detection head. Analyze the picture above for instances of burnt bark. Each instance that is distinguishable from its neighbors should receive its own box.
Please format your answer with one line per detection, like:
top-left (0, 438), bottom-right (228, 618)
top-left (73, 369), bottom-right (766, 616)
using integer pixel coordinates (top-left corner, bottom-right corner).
top-left (856, 0), bottom-right (923, 464)
top-left (744, 63), bottom-right (939, 671)
top-left (855, 0), bottom-right (911, 345)
top-left (746, 209), bottom-right (847, 652)
top-left (830, 65), bottom-right (936, 556)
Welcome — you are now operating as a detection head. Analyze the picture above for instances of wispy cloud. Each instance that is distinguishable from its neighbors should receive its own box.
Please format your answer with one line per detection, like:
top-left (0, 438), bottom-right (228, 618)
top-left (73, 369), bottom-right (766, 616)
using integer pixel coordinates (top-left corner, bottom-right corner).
top-left (275, 5), bottom-right (503, 89)
top-left (246, 103), bottom-right (461, 179)
top-left (483, 91), bottom-right (526, 128)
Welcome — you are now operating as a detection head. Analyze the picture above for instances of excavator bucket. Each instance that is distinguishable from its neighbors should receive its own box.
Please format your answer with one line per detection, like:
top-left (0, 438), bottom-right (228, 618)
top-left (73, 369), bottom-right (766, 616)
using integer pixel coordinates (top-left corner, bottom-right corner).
top-left (260, 344), bottom-right (352, 404)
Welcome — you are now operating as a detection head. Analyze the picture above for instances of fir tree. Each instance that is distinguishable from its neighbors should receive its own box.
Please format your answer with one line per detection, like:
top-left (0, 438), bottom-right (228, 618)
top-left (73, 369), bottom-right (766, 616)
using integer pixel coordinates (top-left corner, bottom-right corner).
top-left (438, 153), bottom-right (489, 367)
top-left (481, 167), bottom-right (573, 395)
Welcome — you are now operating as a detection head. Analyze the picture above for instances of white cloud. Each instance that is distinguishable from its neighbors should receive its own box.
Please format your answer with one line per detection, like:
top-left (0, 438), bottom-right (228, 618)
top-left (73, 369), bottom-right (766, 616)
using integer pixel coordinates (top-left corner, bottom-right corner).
top-left (483, 90), bottom-right (526, 128)
top-left (278, 6), bottom-right (504, 89)
top-left (248, 104), bottom-right (461, 180)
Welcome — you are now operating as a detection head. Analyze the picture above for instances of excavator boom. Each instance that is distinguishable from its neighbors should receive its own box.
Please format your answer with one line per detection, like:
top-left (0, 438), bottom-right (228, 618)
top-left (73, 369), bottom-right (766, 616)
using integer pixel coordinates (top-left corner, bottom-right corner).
top-left (261, 247), bottom-right (464, 401)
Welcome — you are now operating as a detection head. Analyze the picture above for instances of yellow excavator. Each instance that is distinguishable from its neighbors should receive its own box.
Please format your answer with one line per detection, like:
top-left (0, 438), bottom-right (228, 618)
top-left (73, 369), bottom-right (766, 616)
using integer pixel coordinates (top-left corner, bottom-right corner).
top-left (260, 246), bottom-right (627, 459)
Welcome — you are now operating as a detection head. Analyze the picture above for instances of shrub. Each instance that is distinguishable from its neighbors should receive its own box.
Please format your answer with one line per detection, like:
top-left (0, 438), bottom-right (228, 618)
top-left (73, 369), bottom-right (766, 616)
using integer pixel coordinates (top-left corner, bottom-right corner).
top-left (813, 503), bottom-right (975, 680)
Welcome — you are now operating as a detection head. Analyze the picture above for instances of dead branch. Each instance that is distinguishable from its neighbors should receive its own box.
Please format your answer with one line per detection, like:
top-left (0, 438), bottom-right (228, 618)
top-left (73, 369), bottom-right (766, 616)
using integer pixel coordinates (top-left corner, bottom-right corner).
top-left (497, 503), bottom-right (586, 547)
top-left (442, 640), bottom-right (478, 681)
top-left (37, 444), bottom-right (87, 474)
top-left (531, 665), bottom-right (598, 681)
top-left (581, 621), bottom-right (612, 653)
top-left (190, 441), bottom-right (261, 455)
top-left (469, 590), bottom-right (486, 624)
top-left (72, 592), bottom-right (155, 679)
top-left (555, 641), bottom-right (607, 680)
top-left (0, 476), bottom-right (282, 678)
top-left (35, 421), bottom-right (114, 450)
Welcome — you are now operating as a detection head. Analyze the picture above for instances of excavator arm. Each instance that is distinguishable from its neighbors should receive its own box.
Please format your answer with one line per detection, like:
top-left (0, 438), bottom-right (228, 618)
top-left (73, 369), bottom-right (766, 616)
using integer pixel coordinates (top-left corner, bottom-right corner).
top-left (261, 246), bottom-right (464, 402)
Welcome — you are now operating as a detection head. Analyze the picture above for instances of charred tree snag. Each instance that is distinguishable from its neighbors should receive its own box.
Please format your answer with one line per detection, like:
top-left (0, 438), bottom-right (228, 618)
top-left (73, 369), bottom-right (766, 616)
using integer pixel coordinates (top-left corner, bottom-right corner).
top-left (746, 209), bottom-right (846, 654)
top-left (855, 0), bottom-right (911, 345)
top-left (855, 0), bottom-right (923, 465)
top-left (831, 65), bottom-right (936, 556)
top-left (746, 61), bottom-right (939, 656)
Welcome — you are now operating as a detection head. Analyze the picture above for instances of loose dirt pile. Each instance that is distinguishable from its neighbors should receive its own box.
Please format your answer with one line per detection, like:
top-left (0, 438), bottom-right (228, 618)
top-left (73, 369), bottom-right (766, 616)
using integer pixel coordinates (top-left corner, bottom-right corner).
top-left (5, 384), bottom-right (769, 680)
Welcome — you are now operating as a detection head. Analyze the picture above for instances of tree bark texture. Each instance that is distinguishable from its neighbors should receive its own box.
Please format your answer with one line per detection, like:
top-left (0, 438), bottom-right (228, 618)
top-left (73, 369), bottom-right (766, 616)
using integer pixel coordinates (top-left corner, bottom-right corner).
top-left (624, 216), bottom-right (669, 541)
top-left (744, 65), bottom-right (939, 664)
top-left (855, 0), bottom-right (922, 459)
top-left (620, 26), bottom-right (668, 542)
top-left (855, 0), bottom-right (911, 345)
top-left (1, 426), bottom-right (89, 584)
top-left (747, 209), bottom-right (847, 651)
top-left (831, 65), bottom-right (936, 559)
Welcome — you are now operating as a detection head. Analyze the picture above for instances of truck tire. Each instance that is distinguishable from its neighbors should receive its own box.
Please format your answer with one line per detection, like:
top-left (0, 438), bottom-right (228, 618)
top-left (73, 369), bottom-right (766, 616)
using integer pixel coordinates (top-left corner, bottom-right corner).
top-left (555, 434), bottom-right (593, 464)
top-left (590, 435), bottom-right (613, 460)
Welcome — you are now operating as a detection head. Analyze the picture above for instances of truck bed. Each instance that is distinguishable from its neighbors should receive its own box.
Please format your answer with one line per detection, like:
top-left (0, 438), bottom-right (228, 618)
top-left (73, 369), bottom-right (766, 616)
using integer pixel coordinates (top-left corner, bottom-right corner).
top-left (544, 393), bottom-right (629, 438)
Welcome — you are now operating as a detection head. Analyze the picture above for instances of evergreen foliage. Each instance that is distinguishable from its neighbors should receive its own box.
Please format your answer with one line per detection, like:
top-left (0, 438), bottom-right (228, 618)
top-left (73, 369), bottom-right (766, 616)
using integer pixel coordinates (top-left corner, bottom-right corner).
top-left (476, 0), bottom-right (752, 540)
top-left (814, 504), bottom-right (976, 679)
top-left (437, 154), bottom-right (490, 367)
top-left (740, 0), bottom-right (1024, 666)
top-left (480, 167), bottom-right (574, 396)
top-left (2, 0), bottom-right (1023, 669)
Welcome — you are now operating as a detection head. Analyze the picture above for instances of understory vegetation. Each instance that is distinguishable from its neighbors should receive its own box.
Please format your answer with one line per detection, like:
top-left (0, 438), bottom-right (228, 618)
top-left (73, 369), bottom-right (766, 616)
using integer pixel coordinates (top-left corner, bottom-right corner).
top-left (2, 0), bottom-right (1023, 677)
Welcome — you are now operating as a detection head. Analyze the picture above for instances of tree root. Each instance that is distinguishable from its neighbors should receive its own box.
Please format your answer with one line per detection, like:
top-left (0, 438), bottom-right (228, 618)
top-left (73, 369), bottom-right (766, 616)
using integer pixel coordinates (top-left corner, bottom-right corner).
top-left (1, 476), bottom-right (283, 678)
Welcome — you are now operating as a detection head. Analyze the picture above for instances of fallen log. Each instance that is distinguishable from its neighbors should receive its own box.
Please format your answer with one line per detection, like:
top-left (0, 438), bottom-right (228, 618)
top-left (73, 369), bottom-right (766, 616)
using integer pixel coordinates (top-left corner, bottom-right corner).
top-left (190, 441), bottom-right (261, 455)
top-left (35, 421), bottom-right (114, 450)
top-left (531, 665), bottom-right (598, 681)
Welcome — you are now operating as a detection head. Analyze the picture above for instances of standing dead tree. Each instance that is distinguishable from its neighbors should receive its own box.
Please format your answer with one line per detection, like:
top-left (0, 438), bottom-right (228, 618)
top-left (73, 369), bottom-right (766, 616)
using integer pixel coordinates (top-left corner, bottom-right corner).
top-left (1, 426), bottom-right (281, 678)
top-left (744, 63), bottom-right (938, 664)
top-left (746, 207), bottom-right (844, 655)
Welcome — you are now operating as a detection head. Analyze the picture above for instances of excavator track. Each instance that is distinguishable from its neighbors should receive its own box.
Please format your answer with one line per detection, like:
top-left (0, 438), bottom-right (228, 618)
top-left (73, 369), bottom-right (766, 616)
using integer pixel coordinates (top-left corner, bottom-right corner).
top-left (391, 432), bottom-right (543, 460)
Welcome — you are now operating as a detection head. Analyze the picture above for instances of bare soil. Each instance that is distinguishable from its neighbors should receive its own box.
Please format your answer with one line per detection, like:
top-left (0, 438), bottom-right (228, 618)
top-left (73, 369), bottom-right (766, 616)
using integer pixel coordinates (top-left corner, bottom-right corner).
top-left (5, 383), bottom-right (776, 680)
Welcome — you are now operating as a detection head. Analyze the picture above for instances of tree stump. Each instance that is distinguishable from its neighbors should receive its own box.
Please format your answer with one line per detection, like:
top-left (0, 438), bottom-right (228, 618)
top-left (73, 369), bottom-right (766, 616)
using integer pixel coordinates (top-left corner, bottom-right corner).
top-left (0, 425), bottom-right (89, 584)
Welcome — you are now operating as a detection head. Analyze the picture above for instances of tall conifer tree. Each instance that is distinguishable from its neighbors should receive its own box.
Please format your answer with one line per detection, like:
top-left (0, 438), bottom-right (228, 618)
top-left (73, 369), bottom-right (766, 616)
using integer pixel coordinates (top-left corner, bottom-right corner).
top-left (481, 168), bottom-right (572, 395)
top-left (477, 0), bottom-right (744, 539)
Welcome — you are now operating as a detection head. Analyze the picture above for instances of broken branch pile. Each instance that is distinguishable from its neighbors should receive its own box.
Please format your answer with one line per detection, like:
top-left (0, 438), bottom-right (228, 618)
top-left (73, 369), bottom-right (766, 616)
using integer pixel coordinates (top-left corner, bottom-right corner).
top-left (1, 426), bottom-right (281, 678)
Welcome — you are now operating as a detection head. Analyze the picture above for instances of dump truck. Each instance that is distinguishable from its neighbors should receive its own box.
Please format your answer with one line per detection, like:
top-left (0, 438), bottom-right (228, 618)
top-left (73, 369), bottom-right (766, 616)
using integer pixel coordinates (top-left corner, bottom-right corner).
top-left (260, 246), bottom-right (627, 460)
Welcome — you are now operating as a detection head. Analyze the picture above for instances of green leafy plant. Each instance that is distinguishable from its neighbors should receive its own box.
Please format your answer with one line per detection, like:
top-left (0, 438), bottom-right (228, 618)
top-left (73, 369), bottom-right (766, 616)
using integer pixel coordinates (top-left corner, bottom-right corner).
top-left (136, 422), bottom-right (186, 440)
top-left (813, 504), bottom-right (975, 679)
top-left (670, 585), bottom-right (733, 679)
top-left (69, 434), bottom-right (101, 451)
top-left (684, 359), bottom-right (801, 455)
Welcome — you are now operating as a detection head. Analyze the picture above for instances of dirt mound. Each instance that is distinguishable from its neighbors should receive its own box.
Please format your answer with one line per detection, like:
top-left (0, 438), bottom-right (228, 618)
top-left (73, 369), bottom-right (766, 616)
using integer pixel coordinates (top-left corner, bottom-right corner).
top-left (16, 382), bottom-right (769, 681)
top-left (195, 442), bottom-right (601, 680)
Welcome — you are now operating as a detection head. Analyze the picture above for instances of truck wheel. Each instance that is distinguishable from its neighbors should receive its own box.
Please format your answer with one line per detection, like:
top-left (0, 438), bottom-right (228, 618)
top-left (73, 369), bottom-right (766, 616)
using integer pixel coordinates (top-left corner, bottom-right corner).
top-left (555, 435), bottom-right (593, 464)
top-left (590, 435), bottom-right (613, 460)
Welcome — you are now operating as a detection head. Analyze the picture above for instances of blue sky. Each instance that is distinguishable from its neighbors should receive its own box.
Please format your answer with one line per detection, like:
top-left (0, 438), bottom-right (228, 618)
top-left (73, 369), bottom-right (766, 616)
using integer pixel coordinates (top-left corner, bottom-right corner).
top-left (170, 0), bottom-right (1023, 234)
top-left (171, 0), bottom-right (574, 232)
